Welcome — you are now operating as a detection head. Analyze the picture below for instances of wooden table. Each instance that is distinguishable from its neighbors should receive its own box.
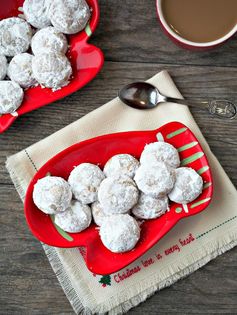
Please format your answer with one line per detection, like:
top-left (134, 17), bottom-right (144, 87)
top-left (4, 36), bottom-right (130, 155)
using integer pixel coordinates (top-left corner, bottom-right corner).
top-left (1, 1), bottom-right (237, 313)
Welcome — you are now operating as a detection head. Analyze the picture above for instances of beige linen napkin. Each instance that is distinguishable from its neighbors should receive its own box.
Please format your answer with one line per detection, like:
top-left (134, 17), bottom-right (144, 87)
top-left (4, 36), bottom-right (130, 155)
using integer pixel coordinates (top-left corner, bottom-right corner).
top-left (6, 71), bottom-right (237, 314)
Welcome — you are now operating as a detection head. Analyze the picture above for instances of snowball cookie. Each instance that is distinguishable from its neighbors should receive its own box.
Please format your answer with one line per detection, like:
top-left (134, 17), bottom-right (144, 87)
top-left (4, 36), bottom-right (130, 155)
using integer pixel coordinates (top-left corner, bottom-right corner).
top-left (134, 162), bottom-right (175, 198)
top-left (7, 53), bottom-right (37, 88)
top-left (54, 200), bottom-right (91, 233)
top-left (99, 214), bottom-right (140, 253)
top-left (23, 0), bottom-right (51, 29)
top-left (91, 201), bottom-right (109, 226)
top-left (104, 154), bottom-right (139, 178)
top-left (31, 27), bottom-right (68, 56)
top-left (140, 142), bottom-right (180, 169)
top-left (33, 176), bottom-right (72, 214)
top-left (68, 163), bottom-right (105, 204)
top-left (98, 176), bottom-right (139, 214)
top-left (0, 17), bottom-right (32, 57)
top-left (0, 55), bottom-right (7, 80)
top-left (0, 81), bottom-right (23, 114)
top-left (48, 0), bottom-right (90, 34)
top-left (168, 167), bottom-right (203, 204)
top-left (132, 193), bottom-right (168, 219)
top-left (32, 52), bottom-right (72, 90)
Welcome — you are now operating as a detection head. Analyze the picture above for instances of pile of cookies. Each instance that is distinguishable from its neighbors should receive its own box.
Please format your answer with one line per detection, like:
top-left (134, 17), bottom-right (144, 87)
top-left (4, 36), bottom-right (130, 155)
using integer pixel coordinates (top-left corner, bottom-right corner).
top-left (33, 140), bottom-right (203, 253)
top-left (0, 0), bottom-right (90, 115)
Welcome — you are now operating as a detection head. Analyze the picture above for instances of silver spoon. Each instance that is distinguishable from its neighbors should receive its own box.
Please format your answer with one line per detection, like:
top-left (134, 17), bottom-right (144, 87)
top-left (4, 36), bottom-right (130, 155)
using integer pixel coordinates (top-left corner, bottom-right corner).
top-left (118, 82), bottom-right (236, 119)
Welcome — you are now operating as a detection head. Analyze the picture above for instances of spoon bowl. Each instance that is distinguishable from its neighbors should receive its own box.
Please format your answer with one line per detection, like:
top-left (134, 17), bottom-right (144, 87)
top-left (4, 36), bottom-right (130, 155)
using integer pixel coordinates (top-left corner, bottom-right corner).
top-left (119, 82), bottom-right (159, 109)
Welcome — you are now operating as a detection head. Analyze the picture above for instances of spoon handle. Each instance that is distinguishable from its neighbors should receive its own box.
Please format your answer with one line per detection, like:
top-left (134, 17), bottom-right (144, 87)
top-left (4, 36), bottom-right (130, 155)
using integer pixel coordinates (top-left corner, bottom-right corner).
top-left (164, 97), bottom-right (237, 119)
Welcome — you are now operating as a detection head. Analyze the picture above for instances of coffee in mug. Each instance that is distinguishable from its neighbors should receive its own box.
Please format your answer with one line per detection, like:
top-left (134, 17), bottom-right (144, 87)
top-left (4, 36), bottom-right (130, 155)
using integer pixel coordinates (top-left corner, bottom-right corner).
top-left (161, 0), bottom-right (237, 43)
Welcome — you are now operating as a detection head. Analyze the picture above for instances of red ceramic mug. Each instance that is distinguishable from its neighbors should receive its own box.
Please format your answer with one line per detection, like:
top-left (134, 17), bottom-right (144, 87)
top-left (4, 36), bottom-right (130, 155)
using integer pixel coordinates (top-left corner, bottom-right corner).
top-left (156, 0), bottom-right (237, 50)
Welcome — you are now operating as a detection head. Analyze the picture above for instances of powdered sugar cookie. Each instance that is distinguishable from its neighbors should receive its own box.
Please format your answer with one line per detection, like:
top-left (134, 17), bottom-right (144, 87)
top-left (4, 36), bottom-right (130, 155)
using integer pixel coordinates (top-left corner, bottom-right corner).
top-left (32, 52), bottom-right (72, 90)
top-left (91, 201), bottom-right (108, 226)
top-left (132, 193), bottom-right (168, 219)
top-left (0, 55), bottom-right (7, 80)
top-left (103, 154), bottom-right (139, 178)
top-left (31, 27), bottom-right (68, 56)
top-left (48, 0), bottom-right (90, 34)
top-left (99, 214), bottom-right (140, 253)
top-left (134, 162), bottom-right (175, 198)
top-left (54, 200), bottom-right (91, 233)
top-left (68, 163), bottom-right (105, 204)
top-left (98, 176), bottom-right (139, 214)
top-left (23, 0), bottom-right (51, 29)
top-left (0, 81), bottom-right (23, 114)
top-left (7, 53), bottom-right (37, 88)
top-left (140, 141), bottom-right (180, 169)
top-left (0, 17), bottom-right (32, 57)
top-left (33, 176), bottom-right (72, 214)
top-left (168, 167), bottom-right (203, 204)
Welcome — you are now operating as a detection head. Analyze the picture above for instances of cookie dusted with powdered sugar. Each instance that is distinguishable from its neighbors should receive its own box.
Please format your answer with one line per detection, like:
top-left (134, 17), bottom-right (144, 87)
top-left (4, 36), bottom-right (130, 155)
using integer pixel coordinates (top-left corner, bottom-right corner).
top-left (132, 193), bottom-right (169, 219)
top-left (98, 175), bottom-right (139, 214)
top-left (32, 52), bottom-right (72, 90)
top-left (31, 27), bottom-right (68, 56)
top-left (168, 167), bottom-right (203, 204)
top-left (68, 163), bottom-right (105, 204)
top-left (23, 0), bottom-right (51, 29)
top-left (0, 81), bottom-right (23, 114)
top-left (0, 17), bottom-right (32, 57)
top-left (140, 141), bottom-right (180, 169)
top-left (0, 55), bottom-right (7, 80)
top-left (54, 200), bottom-right (91, 233)
top-left (99, 214), bottom-right (140, 253)
top-left (8, 53), bottom-right (37, 88)
top-left (103, 154), bottom-right (139, 178)
top-left (91, 201), bottom-right (109, 226)
top-left (33, 176), bottom-right (72, 214)
top-left (48, 0), bottom-right (90, 34)
top-left (134, 162), bottom-right (175, 198)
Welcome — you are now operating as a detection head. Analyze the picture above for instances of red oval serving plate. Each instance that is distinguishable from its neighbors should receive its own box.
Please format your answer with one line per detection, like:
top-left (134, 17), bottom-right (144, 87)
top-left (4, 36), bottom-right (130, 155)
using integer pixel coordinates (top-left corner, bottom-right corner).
top-left (0, 0), bottom-right (103, 133)
top-left (24, 122), bottom-right (213, 275)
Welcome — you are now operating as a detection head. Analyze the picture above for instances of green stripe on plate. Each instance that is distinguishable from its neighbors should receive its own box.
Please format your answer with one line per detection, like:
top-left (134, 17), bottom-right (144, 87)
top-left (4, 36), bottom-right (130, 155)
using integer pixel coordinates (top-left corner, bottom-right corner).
top-left (203, 182), bottom-right (212, 189)
top-left (175, 207), bottom-right (182, 213)
top-left (197, 166), bottom-right (209, 175)
top-left (166, 127), bottom-right (187, 139)
top-left (177, 141), bottom-right (198, 152)
top-left (51, 215), bottom-right (73, 242)
top-left (156, 132), bottom-right (164, 141)
top-left (85, 24), bottom-right (92, 36)
top-left (190, 197), bottom-right (211, 209)
top-left (181, 152), bottom-right (204, 166)
top-left (182, 204), bottom-right (189, 213)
